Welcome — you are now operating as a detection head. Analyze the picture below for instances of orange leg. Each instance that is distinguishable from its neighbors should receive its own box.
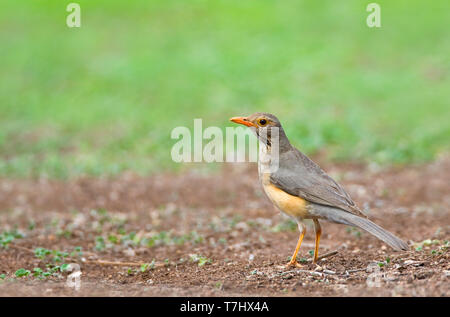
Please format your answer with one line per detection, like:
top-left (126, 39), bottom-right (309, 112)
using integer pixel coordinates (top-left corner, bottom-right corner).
top-left (287, 222), bottom-right (306, 267)
top-left (313, 219), bottom-right (322, 264)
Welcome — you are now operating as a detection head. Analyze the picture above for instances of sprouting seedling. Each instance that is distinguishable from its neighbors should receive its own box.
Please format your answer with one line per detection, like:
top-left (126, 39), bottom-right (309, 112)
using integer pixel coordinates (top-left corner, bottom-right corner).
top-left (0, 230), bottom-right (24, 248)
top-left (52, 250), bottom-right (69, 263)
top-left (414, 238), bottom-right (442, 251)
top-left (189, 254), bottom-right (212, 267)
top-left (34, 247), bottom-right (52, 260)
top-left (60, 263), bottom-right (70, 272)
top-left (70, 246), bottom-right (83, 257)
top-left (108, 234), bottom-right (119, 244)
top-left (33, 268), bottom-right (43, 276)
top-left (140, 264), bottom-right (149, 272)
top-left (139, 259), bottom-right (156, 273)
top-left (32, 268), bottom-right (48, 280)
top-left (95, 236), bottom-right (106, 251)
top-left (15, 268), bottom-right (31, 277)
top-left (34, 248), bottom-right (69, 263)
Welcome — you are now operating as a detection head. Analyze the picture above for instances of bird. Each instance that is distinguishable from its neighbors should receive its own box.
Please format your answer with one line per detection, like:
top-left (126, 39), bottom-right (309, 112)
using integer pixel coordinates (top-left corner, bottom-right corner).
top-left (230, 112), bottom-right (409, 267)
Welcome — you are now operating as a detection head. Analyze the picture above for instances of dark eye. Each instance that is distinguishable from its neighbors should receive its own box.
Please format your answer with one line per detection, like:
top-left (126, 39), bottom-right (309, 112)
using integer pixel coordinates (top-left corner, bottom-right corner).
top-left (259, 119), bottom-right (267, 126)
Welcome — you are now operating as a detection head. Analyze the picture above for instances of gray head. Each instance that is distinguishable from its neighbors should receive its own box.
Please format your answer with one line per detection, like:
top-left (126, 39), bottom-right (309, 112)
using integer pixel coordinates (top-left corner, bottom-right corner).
top-left (230, 112), bottom-right (291, 151)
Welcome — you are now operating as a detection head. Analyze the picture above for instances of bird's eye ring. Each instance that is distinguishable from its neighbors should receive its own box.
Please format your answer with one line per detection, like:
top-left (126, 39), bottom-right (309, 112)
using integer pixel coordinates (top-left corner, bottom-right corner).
top-left (259, 119), bottom-right (267, 126)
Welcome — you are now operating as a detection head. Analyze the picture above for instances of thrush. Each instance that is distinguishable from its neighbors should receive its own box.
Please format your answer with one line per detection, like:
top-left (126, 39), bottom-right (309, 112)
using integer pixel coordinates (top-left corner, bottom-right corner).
top-left (231, 112), bottom-right (409, 267)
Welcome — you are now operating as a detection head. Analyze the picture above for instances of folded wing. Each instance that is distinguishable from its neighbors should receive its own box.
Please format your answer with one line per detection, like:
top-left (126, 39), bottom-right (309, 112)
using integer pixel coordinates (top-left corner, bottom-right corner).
top-left (270, 148), bottom-right (367, 218)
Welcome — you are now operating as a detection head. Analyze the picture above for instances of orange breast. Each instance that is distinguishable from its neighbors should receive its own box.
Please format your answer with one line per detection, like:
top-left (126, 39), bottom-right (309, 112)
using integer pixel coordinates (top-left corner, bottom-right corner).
top-left (261, 174), bottom-right (309, 219)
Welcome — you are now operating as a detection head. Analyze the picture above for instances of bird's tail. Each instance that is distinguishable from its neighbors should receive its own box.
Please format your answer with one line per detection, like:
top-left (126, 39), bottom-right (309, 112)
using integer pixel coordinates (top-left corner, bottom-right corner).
top-left (335, 212), bottom-right (409, 251)
top-left (314, 206), bottom-right (409, 251)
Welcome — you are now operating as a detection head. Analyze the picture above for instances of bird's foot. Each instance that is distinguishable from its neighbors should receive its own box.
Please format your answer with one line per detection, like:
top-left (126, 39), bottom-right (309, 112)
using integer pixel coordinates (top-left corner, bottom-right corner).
top-left (285, 260), bottom-right (302, 268)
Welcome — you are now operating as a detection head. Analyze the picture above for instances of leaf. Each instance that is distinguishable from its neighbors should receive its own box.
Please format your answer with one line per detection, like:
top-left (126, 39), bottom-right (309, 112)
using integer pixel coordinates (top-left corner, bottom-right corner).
top-left (15, 268), bottom-right (30, 277)
top-left (60, 263), bottom-right (69, 272)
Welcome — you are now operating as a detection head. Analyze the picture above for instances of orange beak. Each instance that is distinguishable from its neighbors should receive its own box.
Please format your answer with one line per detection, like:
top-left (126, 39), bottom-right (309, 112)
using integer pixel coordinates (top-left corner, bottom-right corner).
top-left (230, 116), bottom-right (255, 127)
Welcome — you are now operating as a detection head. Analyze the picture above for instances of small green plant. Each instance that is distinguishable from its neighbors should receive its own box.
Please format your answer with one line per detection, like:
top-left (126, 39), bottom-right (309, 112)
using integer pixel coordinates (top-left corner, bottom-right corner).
top-left (430, 240), bottom-right (449, 256)
top-left (34, 247), bottom-right (52, 260)
top-left (90, 209), bottom-right (111, 225)
top-left (0, 230), bottom-right (24, 248)
top-left (121, 232), bottom-right (140, 246)
top-left (0, 274), bottom-right (6, 280)
top-left (15, 268), bottom-right (31, 277)
top-left (134, 259), bottom-right (157, 274)
top-left (44, 264), bottom-right (69, 276)
top-left (95, 236), bottom-right (106, 251)
top-left (60, 263), bottom-right (70, 272)
top-left (140, 264), bottom-right (149, 272)
top-left (189, 254), bottom-right (212, 267)
top-left (32, 268), bottom-right (43, 276)
top-left (108, 234), bottom-right (119, 244)
top-left (12, 246), bottom-right (75, 281)
top-left (34, 247), bottom-right (69, 262)
top-left (414, 239), bottom-right (441, 251)
top-left (70, 246), bottom-right (83, 257)
top-left (140, 260), bottom-right (156, 272)
top-left (32, 268), bottom-right (49, 279)
top-left (198, 257), bottom-right (211, 266)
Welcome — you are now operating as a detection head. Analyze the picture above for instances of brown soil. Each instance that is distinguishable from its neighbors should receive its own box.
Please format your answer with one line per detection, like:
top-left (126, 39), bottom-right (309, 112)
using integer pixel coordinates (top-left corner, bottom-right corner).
top-left (0, 157), bottom-right (449, 297)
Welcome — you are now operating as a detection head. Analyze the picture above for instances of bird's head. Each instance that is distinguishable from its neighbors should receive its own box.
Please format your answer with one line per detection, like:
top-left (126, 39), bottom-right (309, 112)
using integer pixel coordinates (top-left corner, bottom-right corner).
top-left (230, 112), bottom-right (284, 147)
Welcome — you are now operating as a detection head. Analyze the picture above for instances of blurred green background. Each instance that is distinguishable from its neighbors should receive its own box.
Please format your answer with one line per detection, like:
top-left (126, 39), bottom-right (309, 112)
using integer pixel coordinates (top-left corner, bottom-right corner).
top-left (0, 0), bottom-right (448, 178)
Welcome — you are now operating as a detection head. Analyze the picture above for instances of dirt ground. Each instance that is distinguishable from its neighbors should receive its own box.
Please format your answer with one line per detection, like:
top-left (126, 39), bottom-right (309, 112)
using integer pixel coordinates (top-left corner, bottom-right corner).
top-left (0, 157), bottom-right (449, 297)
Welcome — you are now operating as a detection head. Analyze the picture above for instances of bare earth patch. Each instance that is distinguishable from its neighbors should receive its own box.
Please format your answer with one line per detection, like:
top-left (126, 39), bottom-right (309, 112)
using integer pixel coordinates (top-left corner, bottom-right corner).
top-left (0, 157), bottom-right (449, 296)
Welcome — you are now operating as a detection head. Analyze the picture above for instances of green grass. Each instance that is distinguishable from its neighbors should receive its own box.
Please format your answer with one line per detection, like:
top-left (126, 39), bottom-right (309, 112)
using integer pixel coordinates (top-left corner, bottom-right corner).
top-left (0, 0), bottom-right (449, 178)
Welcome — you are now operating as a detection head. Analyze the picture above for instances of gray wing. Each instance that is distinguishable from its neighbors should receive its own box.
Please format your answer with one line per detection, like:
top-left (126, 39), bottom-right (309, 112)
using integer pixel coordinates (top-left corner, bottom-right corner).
top-left (270, 148), bottom-right (367, 218)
